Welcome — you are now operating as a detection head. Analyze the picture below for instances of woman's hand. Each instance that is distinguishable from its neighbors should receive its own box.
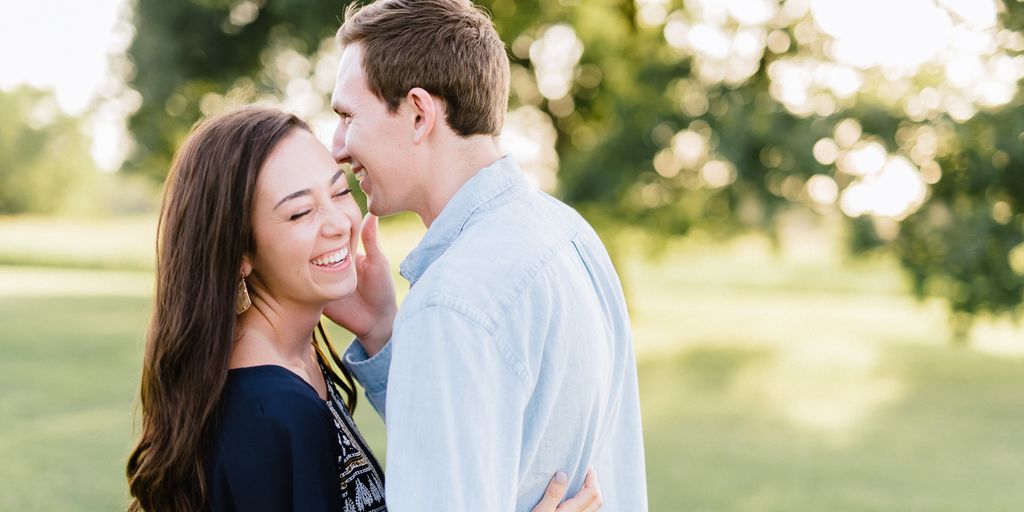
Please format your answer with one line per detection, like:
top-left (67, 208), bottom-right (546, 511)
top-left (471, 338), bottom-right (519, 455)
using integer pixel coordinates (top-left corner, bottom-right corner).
top-left (322, 214), bottom-right (397, 356)
top-left (531, 467), bottom-right (603, 512)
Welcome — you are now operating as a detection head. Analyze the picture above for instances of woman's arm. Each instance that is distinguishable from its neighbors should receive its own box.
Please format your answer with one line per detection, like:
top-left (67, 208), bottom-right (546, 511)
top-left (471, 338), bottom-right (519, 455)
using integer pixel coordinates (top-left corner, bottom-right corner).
top-left (208, 393), bottom-right (342, 511)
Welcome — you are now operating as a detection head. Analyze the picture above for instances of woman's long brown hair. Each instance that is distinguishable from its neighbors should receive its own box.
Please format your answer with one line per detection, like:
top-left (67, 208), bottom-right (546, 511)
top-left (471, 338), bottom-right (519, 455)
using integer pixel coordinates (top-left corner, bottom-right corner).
top-left (126, 106), bottom-right (358, 511)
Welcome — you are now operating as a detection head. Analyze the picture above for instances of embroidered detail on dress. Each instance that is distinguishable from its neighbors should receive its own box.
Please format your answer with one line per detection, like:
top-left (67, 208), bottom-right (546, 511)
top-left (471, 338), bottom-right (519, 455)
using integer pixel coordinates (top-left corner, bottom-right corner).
top-left (319, 360), bottom-right (387, 511)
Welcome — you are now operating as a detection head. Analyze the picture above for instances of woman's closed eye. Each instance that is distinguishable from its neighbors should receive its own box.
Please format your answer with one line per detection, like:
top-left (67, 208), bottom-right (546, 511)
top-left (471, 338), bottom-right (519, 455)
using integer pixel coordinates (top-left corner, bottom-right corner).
top-left (288, 190), bottom-right (350, 221)
top-left (289, 210), bottom-right (312, 221)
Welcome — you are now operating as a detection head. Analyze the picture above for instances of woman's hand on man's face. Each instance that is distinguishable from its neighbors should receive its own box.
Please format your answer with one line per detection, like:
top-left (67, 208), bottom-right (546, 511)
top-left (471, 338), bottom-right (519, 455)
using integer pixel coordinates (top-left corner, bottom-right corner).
top-left (322, 213), bottom-right (397, 355)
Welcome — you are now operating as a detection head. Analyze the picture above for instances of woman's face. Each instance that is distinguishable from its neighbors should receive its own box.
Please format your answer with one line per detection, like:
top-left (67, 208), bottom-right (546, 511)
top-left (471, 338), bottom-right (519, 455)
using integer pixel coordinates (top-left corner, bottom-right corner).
top-left (246, 128), bottom-right (362, 308)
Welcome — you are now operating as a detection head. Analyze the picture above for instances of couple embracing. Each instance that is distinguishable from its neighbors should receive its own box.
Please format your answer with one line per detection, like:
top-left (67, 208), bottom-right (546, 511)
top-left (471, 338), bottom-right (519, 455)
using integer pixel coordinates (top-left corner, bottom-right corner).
top-left (126, 0), bottom-right (647, 510)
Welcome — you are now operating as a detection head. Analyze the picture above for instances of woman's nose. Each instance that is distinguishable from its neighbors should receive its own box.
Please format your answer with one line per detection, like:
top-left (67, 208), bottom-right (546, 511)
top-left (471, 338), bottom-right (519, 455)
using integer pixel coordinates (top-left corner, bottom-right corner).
top-left (320, 202), bottom-right (352, 237)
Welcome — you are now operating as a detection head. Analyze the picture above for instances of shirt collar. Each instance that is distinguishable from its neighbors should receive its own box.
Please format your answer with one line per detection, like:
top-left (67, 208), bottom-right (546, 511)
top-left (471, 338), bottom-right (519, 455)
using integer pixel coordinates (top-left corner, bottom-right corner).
top-left (399, 155), bottom-right (525, 285)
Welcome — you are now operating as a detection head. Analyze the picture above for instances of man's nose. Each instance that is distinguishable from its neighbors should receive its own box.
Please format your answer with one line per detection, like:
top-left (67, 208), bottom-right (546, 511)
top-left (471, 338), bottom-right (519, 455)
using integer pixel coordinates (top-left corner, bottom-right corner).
top-left (331, 121), bottom-right (349, 164)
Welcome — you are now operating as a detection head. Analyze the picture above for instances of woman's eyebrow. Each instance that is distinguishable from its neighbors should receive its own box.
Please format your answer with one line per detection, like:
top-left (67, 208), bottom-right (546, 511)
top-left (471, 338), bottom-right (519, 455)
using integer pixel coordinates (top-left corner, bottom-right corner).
top-left (274, 170), bottom-right (346, 210)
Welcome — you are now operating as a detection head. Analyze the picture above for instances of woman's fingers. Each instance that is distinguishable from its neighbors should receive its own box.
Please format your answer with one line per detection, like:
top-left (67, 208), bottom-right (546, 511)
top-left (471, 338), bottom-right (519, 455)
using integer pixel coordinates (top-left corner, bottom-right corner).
top-left (582, 468), bottom-right (603, 511)
top-left (531, 468), bottom-right (603, 512)
top-left (359, 213), bottom-right (382, 258)
top-left (556, 468), bottom-right (603, 512)
top-left (530, 471), bottom-right (569, 512)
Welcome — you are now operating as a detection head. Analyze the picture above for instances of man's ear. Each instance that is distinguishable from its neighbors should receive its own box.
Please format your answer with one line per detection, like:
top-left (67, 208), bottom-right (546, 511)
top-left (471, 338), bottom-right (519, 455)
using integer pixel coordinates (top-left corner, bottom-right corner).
top-left (406, 87), bottom-right (437, 144)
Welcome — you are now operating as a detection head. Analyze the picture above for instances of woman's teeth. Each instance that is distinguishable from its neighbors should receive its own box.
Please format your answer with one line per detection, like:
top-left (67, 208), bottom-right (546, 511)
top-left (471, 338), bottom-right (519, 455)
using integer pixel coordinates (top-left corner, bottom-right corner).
top-left (312, 247), bottom-right (349, 267)
top-left (354, 168), bottom-right (367, 181)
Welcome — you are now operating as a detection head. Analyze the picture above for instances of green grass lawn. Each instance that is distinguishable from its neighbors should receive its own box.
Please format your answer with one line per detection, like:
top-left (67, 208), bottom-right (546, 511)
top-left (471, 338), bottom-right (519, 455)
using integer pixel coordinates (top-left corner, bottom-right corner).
top-left (1, 217), bottom-right (1022, 510)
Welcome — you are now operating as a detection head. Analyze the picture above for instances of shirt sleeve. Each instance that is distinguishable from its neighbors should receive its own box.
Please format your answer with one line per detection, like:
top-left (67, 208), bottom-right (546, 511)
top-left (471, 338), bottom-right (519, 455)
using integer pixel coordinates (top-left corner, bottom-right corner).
top-left (343, 338), bottom-right (392, 420)
top-left (206, 395), bottom-right (343, 511)
top-left (383, 303), bottom-right (528, 512)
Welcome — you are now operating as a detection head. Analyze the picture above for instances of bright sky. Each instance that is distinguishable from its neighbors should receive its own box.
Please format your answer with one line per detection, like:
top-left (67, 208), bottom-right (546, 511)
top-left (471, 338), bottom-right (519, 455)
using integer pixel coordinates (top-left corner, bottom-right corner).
top-left (0, 0), bottom-right (128, 114)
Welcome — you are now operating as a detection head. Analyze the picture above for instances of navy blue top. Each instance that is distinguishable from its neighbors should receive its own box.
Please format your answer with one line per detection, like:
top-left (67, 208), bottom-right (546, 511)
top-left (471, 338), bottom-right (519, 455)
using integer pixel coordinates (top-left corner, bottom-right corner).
top-left (203, 364), bottom-right (386, 511)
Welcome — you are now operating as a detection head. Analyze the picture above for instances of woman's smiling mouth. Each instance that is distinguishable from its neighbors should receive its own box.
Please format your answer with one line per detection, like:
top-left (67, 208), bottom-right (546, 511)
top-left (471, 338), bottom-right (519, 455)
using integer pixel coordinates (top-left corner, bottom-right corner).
top-left (311, 246), bottom-right (350, 268)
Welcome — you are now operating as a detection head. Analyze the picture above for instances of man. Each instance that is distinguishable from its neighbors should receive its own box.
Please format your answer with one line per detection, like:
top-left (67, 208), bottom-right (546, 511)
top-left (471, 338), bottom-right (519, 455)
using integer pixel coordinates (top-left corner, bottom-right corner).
top-left (325, 0), bottom-right (648, 510)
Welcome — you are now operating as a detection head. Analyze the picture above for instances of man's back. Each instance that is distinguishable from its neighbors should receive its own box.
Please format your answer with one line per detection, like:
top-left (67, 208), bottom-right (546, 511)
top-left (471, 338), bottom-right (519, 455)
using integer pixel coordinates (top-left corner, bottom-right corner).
top-left (332, 1), bottom-right (644, 508)
top-left (379, 157), bottom-right (647, 511)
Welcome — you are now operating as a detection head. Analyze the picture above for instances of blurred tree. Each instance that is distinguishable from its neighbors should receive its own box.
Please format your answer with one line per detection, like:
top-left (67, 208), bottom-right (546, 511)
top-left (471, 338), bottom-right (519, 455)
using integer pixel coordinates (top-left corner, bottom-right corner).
top-left (891, 108), bottom-right (1024, 340)
top-left (125, 0), bottom-right (347, 180)
top-left (124, 0), bottom-right (1024, 341)
top-left (0, 87), bottom-right (95, 214)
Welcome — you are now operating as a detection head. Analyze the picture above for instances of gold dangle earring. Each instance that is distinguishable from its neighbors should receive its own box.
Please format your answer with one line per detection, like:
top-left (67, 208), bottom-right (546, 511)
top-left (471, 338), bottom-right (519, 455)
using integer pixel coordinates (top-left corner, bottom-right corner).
top-left (235, 275), bottom-right (252, 314)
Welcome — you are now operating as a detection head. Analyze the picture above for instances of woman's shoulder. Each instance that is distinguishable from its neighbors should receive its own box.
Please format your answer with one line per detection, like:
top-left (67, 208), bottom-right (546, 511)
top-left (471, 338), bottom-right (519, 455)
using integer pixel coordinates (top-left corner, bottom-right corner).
top-left (217, 366), bottom-right (328, 427)
top-left (205, 367), bottom-right (343, 511)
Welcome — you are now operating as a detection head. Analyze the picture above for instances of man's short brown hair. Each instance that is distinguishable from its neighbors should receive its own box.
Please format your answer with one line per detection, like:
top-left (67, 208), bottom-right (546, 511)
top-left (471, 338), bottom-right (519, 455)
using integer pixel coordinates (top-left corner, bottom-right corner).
top-left (337, 0), bottom-right (510, 137)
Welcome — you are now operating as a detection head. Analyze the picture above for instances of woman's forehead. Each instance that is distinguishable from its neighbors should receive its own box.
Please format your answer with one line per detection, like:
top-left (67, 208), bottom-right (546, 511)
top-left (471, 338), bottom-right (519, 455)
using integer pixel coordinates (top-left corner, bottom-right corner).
top-left (259, 131), bottom-right (336, 187)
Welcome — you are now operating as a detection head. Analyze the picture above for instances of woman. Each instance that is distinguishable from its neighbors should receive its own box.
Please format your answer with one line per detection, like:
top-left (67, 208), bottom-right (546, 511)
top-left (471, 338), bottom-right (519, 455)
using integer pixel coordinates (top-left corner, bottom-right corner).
top-left (125, 106), bottom-right (601, 511)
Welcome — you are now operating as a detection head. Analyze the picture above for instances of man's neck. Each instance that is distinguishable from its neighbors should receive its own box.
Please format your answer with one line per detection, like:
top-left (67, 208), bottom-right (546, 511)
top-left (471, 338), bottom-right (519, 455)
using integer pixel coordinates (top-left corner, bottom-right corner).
top-left (417, 135), bottom-right (503, 227)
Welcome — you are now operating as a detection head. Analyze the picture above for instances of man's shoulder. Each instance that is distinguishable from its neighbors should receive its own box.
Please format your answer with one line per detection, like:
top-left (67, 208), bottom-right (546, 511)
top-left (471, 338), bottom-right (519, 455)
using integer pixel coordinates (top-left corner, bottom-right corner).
top-left (406, 191), bottom-right (607, 319)
top-left (466, 187), bottom-right (586, 253)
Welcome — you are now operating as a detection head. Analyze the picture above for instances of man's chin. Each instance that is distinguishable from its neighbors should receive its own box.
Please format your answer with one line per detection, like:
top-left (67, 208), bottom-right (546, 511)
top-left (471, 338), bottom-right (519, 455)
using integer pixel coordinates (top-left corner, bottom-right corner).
top-left (364, 191), bottom-right (401, 218)
top-left (366, 199), bottom-right (385, 217)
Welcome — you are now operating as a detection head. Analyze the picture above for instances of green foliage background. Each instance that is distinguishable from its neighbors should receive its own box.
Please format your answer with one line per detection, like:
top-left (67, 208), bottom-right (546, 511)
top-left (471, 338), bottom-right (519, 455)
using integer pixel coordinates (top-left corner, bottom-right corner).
top-left (112, 0), bottom-right (1024, 335)
top-left (0, 88), bottom-right (95, 214)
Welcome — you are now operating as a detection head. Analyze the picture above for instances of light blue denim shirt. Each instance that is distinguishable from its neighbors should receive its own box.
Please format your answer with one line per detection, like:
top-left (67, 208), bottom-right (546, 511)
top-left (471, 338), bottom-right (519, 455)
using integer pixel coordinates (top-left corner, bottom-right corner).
top-left (344, 156), bottom-right (648, 511)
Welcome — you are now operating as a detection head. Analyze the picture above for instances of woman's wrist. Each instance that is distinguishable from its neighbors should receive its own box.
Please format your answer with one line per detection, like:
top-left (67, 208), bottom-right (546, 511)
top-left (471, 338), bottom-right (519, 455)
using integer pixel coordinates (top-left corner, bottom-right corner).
top-left (357, 310), bottom-right (395, 356)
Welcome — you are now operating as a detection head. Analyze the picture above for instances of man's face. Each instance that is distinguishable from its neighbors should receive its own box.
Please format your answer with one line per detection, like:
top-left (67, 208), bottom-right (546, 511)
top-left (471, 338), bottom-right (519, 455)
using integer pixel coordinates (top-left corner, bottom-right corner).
top-left (331, 43), bottom-right (414, 217)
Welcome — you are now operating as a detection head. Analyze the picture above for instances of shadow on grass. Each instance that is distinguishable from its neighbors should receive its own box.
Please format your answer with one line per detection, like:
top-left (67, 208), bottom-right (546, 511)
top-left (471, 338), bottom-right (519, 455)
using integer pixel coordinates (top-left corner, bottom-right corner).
top-left (639, 344), bottom-right (1024, 511)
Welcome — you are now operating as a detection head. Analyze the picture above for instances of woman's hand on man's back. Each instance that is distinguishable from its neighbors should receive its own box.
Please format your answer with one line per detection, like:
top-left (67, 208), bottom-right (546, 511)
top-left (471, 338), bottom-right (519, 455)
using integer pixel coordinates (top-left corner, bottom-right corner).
top-left (531, 467), bottom-right (603, 512)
